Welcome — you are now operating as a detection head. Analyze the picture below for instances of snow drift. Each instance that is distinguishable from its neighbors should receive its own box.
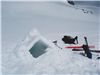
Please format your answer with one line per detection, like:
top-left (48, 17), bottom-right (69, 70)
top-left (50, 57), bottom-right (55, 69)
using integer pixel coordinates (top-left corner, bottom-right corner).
top-left (2, 29), bottom-right (100, 75)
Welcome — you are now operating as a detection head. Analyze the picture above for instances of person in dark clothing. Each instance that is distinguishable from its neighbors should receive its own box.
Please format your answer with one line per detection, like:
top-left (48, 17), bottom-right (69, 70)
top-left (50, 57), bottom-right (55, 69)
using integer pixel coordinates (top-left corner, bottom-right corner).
top-left (62, 36), bottom-right (78, 44)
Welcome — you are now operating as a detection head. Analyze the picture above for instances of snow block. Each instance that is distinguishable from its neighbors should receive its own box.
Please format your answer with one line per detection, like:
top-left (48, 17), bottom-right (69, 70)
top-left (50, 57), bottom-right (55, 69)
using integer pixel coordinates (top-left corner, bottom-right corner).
top-left (15, 29), bottom-right (55, 63)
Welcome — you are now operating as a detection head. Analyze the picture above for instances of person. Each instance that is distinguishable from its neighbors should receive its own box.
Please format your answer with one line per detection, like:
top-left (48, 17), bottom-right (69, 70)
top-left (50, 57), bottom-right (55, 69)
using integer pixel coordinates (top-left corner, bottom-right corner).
top-left (62, 35), bottom-right (78, 44)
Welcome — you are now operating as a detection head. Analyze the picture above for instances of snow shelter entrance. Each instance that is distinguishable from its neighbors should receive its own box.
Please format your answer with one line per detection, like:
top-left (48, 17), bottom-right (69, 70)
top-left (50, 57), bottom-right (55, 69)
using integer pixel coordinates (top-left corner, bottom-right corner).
top-left (29, 40), bottom-right (49, 58)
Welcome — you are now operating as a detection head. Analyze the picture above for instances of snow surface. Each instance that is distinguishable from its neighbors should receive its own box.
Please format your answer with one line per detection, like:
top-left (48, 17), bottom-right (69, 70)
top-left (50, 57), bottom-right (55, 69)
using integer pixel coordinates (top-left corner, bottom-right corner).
top-left (2, 1), bottom-right (100, 75)
top-left (2, 28), bottom-right (100, 75)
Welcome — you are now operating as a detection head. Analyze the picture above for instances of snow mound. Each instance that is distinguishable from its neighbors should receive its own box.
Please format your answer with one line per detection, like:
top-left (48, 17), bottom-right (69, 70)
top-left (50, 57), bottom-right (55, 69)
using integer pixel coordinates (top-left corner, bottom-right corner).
top-left (7, 29), bottom-right (99, 75)
top-left (31, 48), bottom-right (99, 74)
top-left (14, 29), bottom-right (55, 64)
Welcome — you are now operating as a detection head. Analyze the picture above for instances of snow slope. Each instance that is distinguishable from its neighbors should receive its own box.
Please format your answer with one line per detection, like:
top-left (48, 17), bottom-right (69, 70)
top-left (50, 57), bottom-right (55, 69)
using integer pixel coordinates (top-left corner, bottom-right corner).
top-left (2, 1), bottom-right (100, 75)
top-left (2, 1), bottom-right (99, 49)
